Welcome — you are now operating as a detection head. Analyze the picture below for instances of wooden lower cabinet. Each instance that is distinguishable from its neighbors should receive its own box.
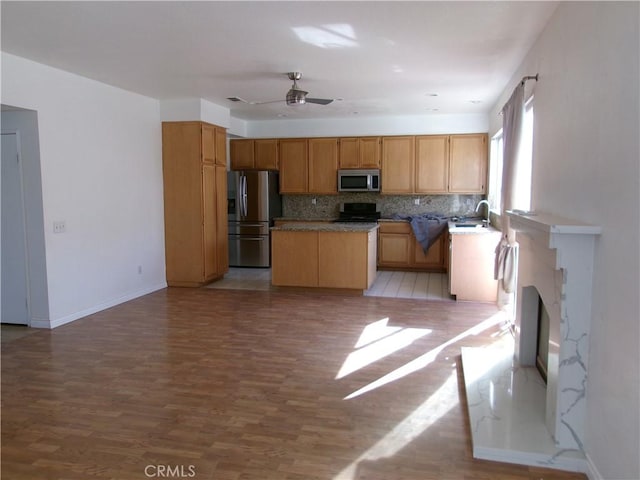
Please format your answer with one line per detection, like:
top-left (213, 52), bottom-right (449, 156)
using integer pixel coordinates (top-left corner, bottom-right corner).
top-left (378, 221), bottom-right (446, 272)
top-left (271, 231), bottom-right (319, 287)
top-left (378, 231), bottom-right (411, 266)
top-left (271, 229), bottom-right (377, 290)
top-left (449, 230), bottom-right (501, 302)
top-left (318, 231), bottom-right (376, 289)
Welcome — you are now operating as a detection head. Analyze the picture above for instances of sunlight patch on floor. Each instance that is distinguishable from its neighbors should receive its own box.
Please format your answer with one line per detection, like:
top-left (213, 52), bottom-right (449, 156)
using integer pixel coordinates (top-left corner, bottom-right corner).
top-left (344, 311), bottom-right (507, 399)
top-left (336, 318), bottom-right (431, 379)
top-left (334, 371), bottom-right (458, 480)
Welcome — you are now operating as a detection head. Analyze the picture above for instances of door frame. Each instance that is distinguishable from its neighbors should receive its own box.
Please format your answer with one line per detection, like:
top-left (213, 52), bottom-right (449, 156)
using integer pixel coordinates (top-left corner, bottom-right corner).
top-left (1, 130), bottom-right (32, 326)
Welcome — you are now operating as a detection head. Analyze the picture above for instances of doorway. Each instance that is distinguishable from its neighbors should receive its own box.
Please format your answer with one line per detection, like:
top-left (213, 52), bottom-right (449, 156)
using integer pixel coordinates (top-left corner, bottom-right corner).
top-left (1, 132), bottom-right (29, 325)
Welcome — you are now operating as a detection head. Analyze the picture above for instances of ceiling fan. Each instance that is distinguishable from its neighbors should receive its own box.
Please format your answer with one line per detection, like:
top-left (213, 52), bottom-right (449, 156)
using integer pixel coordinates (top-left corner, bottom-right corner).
top-left (228, 72), bottom-right (334, 106)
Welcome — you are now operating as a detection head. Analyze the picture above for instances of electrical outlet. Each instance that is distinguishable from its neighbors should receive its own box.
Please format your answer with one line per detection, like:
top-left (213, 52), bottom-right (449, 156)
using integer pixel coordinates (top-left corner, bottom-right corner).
top-left (414, 198), bottom-right (420, 205)
top-left (53, 220), bottom-right (66, 233)
top-left (311, 198), bottom-right (317, 205)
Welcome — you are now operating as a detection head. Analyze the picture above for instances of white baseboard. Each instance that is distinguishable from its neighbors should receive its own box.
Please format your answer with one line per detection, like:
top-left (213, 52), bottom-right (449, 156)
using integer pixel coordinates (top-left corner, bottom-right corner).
top-left (584, 453), bottom-right (604, 480)
top-left (44, 283), bottom-right (167, 329)
top-left (30, 316), bottom-right (51, 328)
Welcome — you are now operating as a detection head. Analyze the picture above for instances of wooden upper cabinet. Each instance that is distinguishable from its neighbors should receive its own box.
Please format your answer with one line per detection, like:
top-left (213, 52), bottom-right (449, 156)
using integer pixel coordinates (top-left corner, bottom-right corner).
top-left (415, 135), bottom-right (449, 193)
top-left (449, 134), bottom-right (487, 193)
top-left (230, 138), bottom-right (278, 170)
top-left (360, 137), bottom-right (382, 168)
top-left (201, 124), bottom-right (216, 164)
top-left (339, 137), bottom-right (381, 169)
top-left (230, 139), bottom-right (254, 170)
top-left (215, 127), bottom-right (227, 166)
top-left (308, 138), bottom-right (338, 194)
top-left (279, 138), bottom-right (308, 193)
top-left (339, 138), bottom-right (359, 169)
top-left (254, 139), bottom-right (279, 170)
top-left (381, 136), bottom-right (415, 194)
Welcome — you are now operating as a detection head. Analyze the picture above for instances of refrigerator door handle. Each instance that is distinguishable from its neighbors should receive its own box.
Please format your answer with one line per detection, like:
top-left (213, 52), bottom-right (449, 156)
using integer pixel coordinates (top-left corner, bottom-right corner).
top-left (240, 174), bottom-right (248, 218)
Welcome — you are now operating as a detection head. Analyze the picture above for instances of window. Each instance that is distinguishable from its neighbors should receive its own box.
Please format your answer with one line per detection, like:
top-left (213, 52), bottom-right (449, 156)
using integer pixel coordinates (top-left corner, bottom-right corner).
top-left (488, 97), bottom-right (534, 213)
top-left (488, 129), bottom-right (504, 212)
top-left (513, 98), bottom-right (534, 211)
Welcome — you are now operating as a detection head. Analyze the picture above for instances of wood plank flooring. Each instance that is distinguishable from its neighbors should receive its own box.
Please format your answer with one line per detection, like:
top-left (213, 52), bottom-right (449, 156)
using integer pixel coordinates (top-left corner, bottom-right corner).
top-left (1, 288), bottom-right (586, 480)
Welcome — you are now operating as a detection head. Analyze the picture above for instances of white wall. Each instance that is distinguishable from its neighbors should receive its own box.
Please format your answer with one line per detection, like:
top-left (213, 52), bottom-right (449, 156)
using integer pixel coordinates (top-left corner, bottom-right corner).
top-left (159, 98), bottom-right (234, 131)
top-left (247, 112), bottom-right (488, 138)
top-left (489, 4), bottom-right (639, 479)
top-left (1, 53), bottom-right (167, 328)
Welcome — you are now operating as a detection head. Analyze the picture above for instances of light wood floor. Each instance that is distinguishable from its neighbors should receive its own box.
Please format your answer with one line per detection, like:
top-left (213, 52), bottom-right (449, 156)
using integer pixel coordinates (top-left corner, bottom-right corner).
top-left (209, 268), bottom-right (453, 301)
top-left (1, 288), bottom-right (586, 480)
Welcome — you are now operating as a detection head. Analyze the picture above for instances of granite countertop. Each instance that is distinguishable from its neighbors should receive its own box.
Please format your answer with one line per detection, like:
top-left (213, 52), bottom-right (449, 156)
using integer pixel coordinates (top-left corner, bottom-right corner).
top-left (274, 217), bottom-right (337, 222)
top-left (271, 222), bottom-right (379, 233)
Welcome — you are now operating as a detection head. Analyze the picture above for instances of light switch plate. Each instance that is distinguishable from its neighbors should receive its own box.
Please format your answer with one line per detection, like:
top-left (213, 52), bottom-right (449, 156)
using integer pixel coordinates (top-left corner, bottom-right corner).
top-left (53, 220), bottom-right (66, 233)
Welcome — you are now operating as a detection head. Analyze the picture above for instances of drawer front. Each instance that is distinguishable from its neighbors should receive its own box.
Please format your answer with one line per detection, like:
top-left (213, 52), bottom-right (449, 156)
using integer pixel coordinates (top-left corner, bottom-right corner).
top-left (378, 222), bottom-right (411, 234)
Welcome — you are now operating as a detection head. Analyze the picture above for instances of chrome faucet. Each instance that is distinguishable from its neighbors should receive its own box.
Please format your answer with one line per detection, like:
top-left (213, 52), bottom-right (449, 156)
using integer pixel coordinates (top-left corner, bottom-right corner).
top-left (475, 199), bottom-right (491, 227)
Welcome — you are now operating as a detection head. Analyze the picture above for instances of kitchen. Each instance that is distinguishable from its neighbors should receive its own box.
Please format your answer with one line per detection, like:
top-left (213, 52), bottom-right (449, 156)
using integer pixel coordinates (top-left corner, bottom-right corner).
top-left (223, 134), bottom-right (500, 300)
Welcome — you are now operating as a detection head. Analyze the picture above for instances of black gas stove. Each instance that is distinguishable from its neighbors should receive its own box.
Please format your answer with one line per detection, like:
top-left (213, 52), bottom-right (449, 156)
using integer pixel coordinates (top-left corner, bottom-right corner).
top-left (334, 202), bottom-right (381, 223)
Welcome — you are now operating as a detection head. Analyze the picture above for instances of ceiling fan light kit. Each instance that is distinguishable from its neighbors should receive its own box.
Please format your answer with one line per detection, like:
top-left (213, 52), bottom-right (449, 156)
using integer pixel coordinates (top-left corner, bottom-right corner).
top-left (286, 87), bottom-right (308, 105)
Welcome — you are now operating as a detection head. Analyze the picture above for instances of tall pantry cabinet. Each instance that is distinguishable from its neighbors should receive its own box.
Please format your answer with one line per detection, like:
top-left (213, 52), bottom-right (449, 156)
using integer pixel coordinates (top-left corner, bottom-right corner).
top-left (162, 121), bottom-right (228, 287)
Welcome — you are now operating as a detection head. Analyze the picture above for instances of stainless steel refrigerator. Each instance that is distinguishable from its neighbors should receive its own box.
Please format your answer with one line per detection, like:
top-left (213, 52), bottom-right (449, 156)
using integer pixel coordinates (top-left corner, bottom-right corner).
top-left (227, 171), bottom-right (282, 267)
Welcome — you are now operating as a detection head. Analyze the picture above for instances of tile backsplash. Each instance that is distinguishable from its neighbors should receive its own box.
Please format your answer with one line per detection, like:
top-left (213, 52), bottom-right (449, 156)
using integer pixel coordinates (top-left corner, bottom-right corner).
top-left (282, 193), bottom-right (485, 219)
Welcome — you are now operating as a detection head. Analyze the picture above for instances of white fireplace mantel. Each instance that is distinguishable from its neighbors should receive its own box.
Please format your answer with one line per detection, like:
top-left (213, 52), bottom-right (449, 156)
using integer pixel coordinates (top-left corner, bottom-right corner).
top-left (507, 210), bottom-right (601, 451)
top-left (506, 211), bottom-right (602, 236)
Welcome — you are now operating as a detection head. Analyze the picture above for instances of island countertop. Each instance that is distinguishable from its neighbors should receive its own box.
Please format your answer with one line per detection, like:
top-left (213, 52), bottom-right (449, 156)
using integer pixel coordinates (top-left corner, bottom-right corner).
top-left (271, 222), bottom-right (379, 233)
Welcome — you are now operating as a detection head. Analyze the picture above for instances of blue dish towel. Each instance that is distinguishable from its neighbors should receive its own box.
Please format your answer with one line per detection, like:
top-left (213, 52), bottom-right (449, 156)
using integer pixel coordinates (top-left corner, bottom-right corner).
top-left (391, 213), bottom-right (450, 253)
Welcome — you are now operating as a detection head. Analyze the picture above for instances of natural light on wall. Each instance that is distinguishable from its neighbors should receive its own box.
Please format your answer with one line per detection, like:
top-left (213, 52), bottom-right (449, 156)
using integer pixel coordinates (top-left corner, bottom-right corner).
top-left (292, 24), bottom-right (358, 48)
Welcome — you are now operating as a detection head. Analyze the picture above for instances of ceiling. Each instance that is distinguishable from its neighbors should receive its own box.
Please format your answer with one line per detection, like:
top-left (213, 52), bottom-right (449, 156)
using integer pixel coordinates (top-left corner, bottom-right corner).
top-left (1, 1), bottom-right (557, 121)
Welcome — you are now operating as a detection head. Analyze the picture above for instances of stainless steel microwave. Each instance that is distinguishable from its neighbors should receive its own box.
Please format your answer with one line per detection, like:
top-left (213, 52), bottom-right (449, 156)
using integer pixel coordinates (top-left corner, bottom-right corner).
top-left (338, 169), bottom-right (380, 192)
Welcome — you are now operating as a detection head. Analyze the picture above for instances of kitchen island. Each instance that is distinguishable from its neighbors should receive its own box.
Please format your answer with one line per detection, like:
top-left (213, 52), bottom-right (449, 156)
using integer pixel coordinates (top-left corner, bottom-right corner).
top-left (271, 222), bottom-right (378, 293)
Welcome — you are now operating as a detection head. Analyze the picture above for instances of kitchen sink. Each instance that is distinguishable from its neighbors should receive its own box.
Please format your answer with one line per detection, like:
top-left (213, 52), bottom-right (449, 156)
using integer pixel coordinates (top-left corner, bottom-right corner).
top-left (454, 223), bottom-right (483, 228)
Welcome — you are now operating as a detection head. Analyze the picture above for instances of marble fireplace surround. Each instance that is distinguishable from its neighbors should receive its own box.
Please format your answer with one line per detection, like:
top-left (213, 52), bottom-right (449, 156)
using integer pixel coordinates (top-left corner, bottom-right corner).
top-left (509, 211), bottom-right (601, 450)
top-left (461, 211), bottom-right (601, 471)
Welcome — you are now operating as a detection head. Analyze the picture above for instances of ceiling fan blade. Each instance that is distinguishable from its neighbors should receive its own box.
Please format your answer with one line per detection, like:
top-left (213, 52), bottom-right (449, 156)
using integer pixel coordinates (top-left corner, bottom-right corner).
top-left (250, 99), bottom-right (285, 105)
top-left (306, 98), bottom-right (334, 105)
top-left (227, 97), bottom-right (284, 105)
